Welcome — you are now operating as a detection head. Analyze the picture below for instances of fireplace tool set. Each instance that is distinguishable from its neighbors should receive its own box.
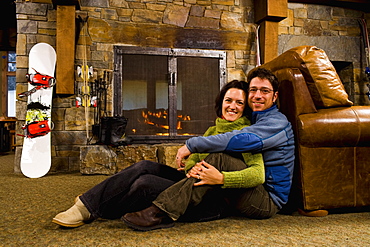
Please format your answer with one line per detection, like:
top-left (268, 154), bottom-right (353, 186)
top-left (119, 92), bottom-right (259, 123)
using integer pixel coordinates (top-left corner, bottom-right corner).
top-left (75, 69), bottom-right (130, 146)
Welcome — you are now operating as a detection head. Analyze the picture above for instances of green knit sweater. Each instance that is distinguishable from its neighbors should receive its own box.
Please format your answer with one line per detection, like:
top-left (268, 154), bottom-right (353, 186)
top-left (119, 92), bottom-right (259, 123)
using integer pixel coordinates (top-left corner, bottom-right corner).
top-left (184, 116), bottom-right (265, 189)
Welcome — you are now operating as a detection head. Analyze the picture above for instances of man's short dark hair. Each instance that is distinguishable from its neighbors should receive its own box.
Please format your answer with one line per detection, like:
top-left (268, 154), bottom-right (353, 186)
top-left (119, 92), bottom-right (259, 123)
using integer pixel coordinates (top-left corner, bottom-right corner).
top-left (247, 68), bottom-right (279, 92)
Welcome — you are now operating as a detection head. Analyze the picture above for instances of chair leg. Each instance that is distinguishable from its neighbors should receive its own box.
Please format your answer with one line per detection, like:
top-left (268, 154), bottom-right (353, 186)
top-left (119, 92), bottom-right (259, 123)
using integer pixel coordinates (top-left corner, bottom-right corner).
top-left (9, 130), bottom-right (16, 151)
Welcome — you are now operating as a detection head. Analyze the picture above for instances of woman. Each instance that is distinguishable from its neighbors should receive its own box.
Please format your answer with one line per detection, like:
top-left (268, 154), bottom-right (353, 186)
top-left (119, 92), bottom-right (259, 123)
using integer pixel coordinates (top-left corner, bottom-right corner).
top-left (52, 80), bottom-right (264, 228)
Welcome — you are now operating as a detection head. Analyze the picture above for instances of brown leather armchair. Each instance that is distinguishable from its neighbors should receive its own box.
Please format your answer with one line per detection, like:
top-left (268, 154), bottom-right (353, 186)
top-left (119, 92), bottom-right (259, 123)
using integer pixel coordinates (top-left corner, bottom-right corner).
top-left (260, 46), bottom-right (370, 212)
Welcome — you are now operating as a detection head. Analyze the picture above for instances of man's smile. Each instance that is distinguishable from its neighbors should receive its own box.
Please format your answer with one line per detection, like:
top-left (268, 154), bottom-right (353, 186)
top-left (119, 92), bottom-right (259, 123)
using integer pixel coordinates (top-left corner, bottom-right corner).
top-left (252, 101), bottom-right (264, 106)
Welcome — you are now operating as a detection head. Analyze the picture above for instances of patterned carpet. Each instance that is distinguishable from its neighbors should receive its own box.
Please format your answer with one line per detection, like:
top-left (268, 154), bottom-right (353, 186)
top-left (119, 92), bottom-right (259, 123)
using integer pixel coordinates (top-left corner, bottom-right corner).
top-left (0, 152), bottom-right (369, 246)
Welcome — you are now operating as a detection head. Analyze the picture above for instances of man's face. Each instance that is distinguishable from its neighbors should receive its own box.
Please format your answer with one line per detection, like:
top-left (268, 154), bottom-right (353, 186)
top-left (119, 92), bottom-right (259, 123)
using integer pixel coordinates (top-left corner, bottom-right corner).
top-left (248, 77), bottom-right (278, 112)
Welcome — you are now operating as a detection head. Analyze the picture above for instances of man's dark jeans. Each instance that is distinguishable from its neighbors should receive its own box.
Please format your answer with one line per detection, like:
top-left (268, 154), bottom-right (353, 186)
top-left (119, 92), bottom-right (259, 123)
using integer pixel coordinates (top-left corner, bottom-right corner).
top-left (154, 153), bottom-right (278, 221)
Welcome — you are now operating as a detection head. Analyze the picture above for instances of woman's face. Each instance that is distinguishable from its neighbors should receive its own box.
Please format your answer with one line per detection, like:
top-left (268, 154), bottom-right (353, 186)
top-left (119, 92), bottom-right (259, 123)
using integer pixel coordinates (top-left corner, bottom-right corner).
top-left (222, 88), bottom-right (246, 122)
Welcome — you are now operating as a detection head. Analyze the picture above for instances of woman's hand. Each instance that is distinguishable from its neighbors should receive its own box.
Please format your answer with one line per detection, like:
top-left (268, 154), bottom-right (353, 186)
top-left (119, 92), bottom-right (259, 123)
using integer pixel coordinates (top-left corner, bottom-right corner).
top-left (176, 145), bottom-right (191, 171)
top-left (187, 160), bottom-right (224, 186)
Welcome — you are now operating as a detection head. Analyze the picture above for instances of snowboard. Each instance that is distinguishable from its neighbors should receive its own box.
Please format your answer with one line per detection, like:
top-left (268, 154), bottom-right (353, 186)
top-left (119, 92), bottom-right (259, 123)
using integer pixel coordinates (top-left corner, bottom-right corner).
top-left (20, 43), bottom-right (56, 178)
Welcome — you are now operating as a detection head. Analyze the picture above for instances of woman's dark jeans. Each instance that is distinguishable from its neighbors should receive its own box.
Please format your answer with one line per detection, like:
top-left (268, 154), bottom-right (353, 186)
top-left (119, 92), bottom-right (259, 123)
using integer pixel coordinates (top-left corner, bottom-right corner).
top-left (80, 160), bottom-right (185, 219)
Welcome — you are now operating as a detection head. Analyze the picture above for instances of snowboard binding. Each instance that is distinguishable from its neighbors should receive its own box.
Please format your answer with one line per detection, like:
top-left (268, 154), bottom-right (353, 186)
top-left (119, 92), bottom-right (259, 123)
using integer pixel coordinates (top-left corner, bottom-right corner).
top-left (20, 120), bottom-right (51, 139)
top-left (18, 68), bottom-right (56, 98)
top-left (26, 68), bottom-right (56, 87)
top-left (18, 104), bottom-right (52, 139)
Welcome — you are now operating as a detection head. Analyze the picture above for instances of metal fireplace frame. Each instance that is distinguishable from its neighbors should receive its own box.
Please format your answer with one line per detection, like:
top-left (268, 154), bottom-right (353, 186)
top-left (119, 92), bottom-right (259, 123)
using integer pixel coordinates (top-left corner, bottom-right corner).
top-left (113, 46), bottom-right (227, 143)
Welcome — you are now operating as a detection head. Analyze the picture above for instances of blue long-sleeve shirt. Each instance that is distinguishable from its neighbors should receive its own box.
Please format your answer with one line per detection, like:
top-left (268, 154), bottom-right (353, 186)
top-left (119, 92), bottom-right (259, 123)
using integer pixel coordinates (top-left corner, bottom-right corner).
top-left (186, 105), bottom-right (295, 209)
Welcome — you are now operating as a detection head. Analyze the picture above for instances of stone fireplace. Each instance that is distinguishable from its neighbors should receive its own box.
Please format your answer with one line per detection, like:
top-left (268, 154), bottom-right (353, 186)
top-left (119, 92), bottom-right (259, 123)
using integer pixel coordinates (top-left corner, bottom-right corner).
top-left (14, 0), bottom-right (255, 174)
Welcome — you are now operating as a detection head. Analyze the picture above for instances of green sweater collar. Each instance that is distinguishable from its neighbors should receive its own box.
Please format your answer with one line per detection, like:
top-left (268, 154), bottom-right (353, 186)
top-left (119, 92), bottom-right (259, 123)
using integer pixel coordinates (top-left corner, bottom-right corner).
top-left (215, 116), bottom-right (251, 133)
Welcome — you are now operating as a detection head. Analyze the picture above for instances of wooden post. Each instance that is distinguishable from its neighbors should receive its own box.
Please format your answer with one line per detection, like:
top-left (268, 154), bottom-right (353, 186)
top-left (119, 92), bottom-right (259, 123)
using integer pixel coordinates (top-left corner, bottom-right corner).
top-left (56, 5), bottom-right (76, 94)
top-left (254, 0), bottom-right (287, 64)
top-left (258, 21), bottom-right (280, 63)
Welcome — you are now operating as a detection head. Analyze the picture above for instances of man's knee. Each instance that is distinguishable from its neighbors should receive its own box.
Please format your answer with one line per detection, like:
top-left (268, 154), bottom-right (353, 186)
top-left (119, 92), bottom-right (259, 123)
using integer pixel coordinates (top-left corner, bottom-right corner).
top-left (204, 153), bottom-right (223, 162)
top-left (204, 153), bottom-right (246, 171)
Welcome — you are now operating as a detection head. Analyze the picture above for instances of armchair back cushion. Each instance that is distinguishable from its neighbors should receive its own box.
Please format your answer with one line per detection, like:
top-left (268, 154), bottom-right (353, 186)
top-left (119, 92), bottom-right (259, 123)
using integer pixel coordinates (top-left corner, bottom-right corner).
top-left (261, 46), bottom-right (353, 108)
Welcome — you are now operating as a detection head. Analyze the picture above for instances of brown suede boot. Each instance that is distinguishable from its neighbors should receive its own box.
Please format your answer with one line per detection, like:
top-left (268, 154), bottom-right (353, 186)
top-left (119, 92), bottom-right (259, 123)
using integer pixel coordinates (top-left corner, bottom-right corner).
top-left (122, 204), bottom-right (174, 231)
top-left (52, 197), bottom-right (93, 228)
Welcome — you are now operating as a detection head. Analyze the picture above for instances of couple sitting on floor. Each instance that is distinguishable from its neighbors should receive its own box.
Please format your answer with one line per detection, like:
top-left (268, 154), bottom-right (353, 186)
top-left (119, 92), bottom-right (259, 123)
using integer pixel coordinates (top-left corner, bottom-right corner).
top-left (52, 68), bottom-right (295, 231)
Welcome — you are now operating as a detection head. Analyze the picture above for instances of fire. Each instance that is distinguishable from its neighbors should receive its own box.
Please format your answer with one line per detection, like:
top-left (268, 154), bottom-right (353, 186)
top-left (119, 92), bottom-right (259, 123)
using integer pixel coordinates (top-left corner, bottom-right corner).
top-left (178, 115), bottom-right (191, 121)
top-left (142, 110), bottom-right (167, 119)
top-left (140, 110), bottom-right (192, 135)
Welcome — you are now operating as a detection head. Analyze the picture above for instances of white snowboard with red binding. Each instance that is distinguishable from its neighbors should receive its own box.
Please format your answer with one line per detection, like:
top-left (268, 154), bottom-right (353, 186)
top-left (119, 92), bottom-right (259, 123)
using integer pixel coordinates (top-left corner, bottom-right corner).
top-left (20, 43), bottom-right (56, 178)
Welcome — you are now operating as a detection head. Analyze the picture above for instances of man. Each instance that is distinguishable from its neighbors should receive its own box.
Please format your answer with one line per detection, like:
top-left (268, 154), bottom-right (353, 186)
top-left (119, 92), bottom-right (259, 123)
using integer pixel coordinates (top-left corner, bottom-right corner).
top-left (123, 68), bottom-right (295, 230)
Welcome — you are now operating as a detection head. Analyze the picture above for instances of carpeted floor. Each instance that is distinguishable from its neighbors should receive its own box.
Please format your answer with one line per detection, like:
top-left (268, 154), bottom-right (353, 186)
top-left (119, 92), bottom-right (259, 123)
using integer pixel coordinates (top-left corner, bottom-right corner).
top-left (0, 152), bottom-right (369, 246)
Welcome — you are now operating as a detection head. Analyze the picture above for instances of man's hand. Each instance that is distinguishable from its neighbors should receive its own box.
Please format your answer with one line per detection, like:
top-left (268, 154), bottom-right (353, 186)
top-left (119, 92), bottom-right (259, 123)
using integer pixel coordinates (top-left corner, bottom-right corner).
top-left (176, 145), bottom-right (191, 170)
top-left (187, 160), bottom-right (224, 186)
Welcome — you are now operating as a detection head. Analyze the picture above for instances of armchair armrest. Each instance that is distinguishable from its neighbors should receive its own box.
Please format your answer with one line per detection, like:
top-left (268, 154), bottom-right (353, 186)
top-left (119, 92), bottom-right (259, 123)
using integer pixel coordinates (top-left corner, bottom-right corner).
top-left (298, 106), bottom-right (370, 147)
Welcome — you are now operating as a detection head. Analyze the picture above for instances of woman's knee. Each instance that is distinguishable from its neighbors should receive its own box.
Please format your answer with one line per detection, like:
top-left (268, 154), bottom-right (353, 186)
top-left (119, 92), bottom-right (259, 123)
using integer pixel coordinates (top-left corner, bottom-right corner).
top-left (131, 175), bottom-right (152, 191)
top-left (131, 174), bottom-right (174, 194)
top-left (117, 160), bottom-right (159, 174)
top-left (133, 160), bottom-right (157, 167)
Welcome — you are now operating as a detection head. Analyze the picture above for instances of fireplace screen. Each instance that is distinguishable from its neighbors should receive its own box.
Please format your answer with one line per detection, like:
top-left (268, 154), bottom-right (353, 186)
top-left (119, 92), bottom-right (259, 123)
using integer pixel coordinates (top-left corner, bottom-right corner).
top-left (114, 47), bottom-right (226, 143)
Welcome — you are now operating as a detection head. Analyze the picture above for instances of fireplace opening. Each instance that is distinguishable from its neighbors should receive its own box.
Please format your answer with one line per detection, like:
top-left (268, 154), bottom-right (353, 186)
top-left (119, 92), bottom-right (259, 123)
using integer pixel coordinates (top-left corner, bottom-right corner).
top-left (332, 61), bottom-right (354, 103)
top-left (114, 46), bottom-right (227, 144)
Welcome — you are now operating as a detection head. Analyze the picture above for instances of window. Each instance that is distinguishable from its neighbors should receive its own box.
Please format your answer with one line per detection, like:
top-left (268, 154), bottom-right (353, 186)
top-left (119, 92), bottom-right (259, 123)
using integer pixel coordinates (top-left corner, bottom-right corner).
top-left (1, 51), bottom-right (16, 117)
top-left (114, 46), bottom-right (227, 143)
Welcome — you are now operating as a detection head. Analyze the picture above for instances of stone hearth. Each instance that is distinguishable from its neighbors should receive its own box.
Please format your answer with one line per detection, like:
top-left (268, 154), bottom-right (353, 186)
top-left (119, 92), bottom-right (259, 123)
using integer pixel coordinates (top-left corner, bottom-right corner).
top-left (14, 143), bottom-right (182, 175)
top-left (79, 143), bottom-right (182, 175)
